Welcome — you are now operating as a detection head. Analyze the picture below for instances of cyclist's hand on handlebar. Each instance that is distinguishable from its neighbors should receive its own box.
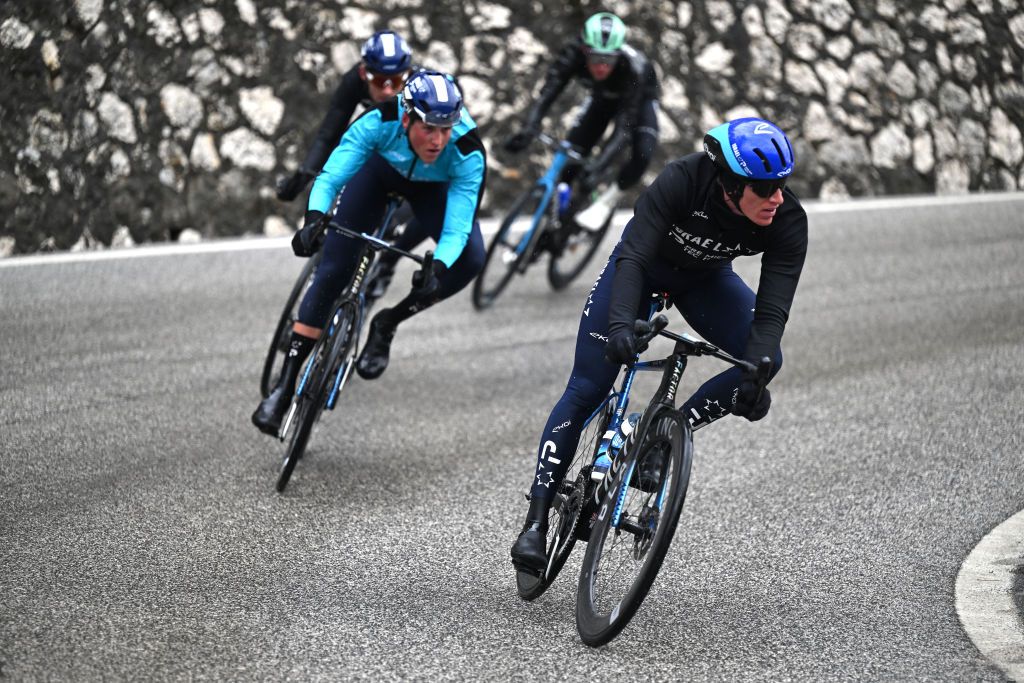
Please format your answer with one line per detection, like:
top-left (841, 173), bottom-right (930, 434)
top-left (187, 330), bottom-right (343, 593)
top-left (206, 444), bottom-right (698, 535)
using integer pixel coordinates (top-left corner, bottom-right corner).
top-left (291, 210), bottom-right (325, 257)
top-left (411, 259), bottom-right (447, 300)
top-left (276, 169), bottom-right (315, 202)
top-left (503, 126), bottom-right (538, 153)
top-left (733, 370), bottom-right (772, 421)
top-left (604, 326), bottom-right (648, 367)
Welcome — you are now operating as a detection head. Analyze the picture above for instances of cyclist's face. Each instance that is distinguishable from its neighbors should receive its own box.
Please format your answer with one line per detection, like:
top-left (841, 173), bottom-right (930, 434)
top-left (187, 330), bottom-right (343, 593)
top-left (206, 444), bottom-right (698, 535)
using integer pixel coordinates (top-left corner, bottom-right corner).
top-left (587, 62), bottom-right (614, 81)
top-left (736, 184), bottom-right (785, 226)
top-left (361, 65), bottom-right (408, 102)
top-left (403, 114), bottom-right (452, 164)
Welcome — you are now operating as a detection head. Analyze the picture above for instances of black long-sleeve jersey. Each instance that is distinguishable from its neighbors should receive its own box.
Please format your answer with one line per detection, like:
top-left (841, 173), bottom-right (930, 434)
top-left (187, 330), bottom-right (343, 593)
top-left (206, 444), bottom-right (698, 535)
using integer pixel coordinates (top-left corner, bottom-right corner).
top-left (299, 64), bottom-right (373, 174)
top-left (609, 152), bottom-right (808, 364)
top-left (528, 40), bottom-right (660, 165)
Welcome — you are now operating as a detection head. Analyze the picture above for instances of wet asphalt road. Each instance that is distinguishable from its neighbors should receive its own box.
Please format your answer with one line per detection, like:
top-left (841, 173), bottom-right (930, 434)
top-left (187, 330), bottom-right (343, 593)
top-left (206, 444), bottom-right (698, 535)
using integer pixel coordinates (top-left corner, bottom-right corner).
top-left (2, 194), bottom-right (1023, 680)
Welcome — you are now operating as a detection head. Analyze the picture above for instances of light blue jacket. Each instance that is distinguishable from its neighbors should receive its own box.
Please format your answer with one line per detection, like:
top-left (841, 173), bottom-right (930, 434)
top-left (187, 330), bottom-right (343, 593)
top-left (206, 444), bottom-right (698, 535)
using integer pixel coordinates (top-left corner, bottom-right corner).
top-left (308, 97), bottom-right (486, 267)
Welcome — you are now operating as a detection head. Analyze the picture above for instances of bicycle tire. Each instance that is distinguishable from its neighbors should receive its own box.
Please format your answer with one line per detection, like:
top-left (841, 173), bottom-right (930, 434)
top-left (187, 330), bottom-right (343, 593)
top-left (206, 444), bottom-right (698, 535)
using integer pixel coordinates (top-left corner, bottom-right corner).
top-left (472, 186), bottom-right (548, 310)
top-left (575, 408), bottom-right (693, 646)
top-left (546, 210), bottom-right (612, 291)
top-left (515, 397), bottom-right (616, 601)
top-left (275, 303), bottom-right (358, 493)
top-left (261, 250), bottom-right (322, 398)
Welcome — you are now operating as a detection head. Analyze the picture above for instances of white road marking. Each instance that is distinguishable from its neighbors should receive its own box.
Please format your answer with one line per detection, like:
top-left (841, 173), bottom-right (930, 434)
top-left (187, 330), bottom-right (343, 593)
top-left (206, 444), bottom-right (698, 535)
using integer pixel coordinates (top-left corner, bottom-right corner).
top-left (2, 191), bottom-right (1022, 270)
top-left (955, 507), bottom-right (1024, 681)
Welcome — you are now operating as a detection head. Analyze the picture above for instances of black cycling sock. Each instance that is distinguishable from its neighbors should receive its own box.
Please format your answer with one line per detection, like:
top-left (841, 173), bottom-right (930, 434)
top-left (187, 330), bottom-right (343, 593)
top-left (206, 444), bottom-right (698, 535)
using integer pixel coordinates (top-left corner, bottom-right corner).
top-left (279, 331), bottom-right (316, 393)
top-left (525, 494), bottom-right (551, 529)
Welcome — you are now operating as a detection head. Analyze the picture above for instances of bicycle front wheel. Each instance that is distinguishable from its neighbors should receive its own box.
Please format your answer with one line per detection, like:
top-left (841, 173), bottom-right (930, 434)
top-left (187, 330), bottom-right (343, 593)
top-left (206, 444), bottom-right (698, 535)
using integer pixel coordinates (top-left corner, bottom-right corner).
top-left (472, 186), bottom-right (548, 310)
top-left (547, 209), bottom-right (612, 291)
top-left (261, 251), bottom-right (322, 397)
top-left (575, 409), bottom-right (693, 646)
top-left (516, 397), bottom-right (615, 601)
top-left (276, 303), bottom-right (358, 493)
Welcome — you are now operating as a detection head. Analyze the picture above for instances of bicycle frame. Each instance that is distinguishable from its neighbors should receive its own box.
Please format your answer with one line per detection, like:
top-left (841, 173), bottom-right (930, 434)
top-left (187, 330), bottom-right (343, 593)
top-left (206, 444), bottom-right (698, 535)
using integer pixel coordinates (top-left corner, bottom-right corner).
top-left (281, 198), bottom-right (410, 438)
top-left (511, 135), bottom-right (583, 262)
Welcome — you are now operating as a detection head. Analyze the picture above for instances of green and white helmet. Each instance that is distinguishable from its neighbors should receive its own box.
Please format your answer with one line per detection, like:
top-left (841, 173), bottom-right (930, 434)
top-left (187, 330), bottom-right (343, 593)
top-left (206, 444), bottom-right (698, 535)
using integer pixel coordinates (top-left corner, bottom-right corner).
top-left (582, 12), bottom-right (626, 53)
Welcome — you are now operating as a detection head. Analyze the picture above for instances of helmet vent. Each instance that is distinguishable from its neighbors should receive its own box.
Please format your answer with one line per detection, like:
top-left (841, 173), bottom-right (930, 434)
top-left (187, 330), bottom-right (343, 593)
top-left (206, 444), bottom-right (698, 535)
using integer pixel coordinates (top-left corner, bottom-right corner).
top-left (753, 148), bottom-right (771, 173)
top-left (771, 138), bottom-right (789, 167)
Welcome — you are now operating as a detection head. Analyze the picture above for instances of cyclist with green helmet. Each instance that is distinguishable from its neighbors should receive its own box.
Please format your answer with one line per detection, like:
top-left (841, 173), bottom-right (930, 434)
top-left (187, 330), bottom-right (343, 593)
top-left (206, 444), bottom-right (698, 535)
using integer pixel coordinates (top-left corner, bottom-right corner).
top-left (503, 12), bottom-right (660, 232)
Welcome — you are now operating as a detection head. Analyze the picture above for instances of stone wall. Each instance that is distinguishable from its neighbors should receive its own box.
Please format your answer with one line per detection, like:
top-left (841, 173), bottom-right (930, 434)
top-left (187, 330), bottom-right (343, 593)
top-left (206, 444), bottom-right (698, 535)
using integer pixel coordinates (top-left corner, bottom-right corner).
top-left (1, 0), bottom-right (1022, 255)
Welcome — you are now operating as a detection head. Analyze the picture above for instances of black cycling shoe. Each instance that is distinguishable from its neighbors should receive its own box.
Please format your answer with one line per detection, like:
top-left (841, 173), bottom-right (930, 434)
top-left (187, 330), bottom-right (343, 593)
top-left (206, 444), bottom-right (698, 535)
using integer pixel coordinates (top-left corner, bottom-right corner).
top-left (356, 315), bottom-right (396, 380)
top-left (251, 385), bottom-right (291, 436)
top-left (510, 521), bottom-right (548, 574)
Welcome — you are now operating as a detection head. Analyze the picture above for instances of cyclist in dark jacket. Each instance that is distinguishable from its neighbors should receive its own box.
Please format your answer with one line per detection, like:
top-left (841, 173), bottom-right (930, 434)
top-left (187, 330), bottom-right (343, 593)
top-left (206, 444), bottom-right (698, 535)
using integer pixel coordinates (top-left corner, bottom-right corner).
top-left (504, 12), bottom-right (661, 232)
top-left (276, 30), bottom-right (415, 202)
top-left (510, 118), bottom-right (808, 573)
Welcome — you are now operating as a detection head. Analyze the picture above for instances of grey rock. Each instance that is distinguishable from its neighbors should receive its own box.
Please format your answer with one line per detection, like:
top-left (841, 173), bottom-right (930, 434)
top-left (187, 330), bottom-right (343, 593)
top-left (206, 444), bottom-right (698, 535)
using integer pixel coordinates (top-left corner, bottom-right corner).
top-left (912, 133), bottom-right (934, 175)
top-left (97, 92), bottom-right (137, 144)
top-left (788, 23), bottom-right (825, 62)
top-left (29, 110), bottom-right (68, 159)
top-left (763, 0), bottom-right (792, 43)
top-left (469, 3), bottom-right (512, 31)
top-left (870, 123), bottom-right (913, 169)
top-left (938, 82), bottom-right (971, 115)
top-left (987, 108), bottom-right (1023, 168)
top-left (818, 136), bottom-right (871, 170)
top-left (812, 0), bottom-right (854, 32)
top-left (949, 14), bottom-right (987, 45)
top-left (695, 42), bottom-right (734, 75)
top-left (220, 128), bottom-right (275, 171)
top-left (952, 53), bottom-right (978, 82)
top-left (160, 84), bottom-right (204, 130)
top-left (935, 159), bottom-right (970, 194)
top-left (815, 60), bottom-right (849, 104)
top-left (825, 35), bottom-right (853, 61)
top-left (145, 4), bottom-right (182, 47)
top-left (236, 0), bottom-right (258, 26)
top-left (749, 37), bottom-right (783, 81)
top-left (707, 0), bottom-right (737, 35)
top-left (887, 61), bottom-right (916, 99)
top-left (803, 101), bottom-right (840, 143)
top-left (958, 119), bottom-right (987, 173)
top-left (190, 133), bottom-right (221, 172)
top-left (239, 86), bottom-right (284, 137)
top-left (785, 61), bottom-right (823, 96)
top-left (0, 17), bottom-right (34, 48)
top-left (1010, 14), bottom-right (1024, 49)
top-left (932, 119), bottom-right (958, 160)
top-left (848, 53), bottom-right (884, 93)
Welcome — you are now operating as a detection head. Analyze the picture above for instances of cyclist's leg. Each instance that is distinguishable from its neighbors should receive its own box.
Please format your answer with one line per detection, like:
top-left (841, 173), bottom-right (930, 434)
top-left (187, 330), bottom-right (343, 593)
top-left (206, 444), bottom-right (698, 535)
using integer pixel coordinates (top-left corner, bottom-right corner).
top-left (561, 96), bottom-right (615, 187)
top-left (614, 98), bottom-right (659, 190)
top-left (670, 265), bottom-right (783, 430)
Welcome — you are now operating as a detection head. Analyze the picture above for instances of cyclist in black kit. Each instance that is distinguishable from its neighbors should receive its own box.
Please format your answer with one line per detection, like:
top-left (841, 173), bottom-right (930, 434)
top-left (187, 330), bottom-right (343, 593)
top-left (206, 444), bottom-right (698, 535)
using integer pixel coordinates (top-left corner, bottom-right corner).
top-left (275, 30), bottom-right (415, 202)
top-left (503, 11), bottom-right (661, 233)
top-left (510, 118), bottom-right (809, 572)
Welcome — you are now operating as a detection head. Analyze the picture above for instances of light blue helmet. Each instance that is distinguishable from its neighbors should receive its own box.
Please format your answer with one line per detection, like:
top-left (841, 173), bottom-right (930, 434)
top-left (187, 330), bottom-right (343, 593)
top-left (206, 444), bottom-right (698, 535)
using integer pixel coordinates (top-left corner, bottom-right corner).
top-left (703, 117), bottom-right (794, 181)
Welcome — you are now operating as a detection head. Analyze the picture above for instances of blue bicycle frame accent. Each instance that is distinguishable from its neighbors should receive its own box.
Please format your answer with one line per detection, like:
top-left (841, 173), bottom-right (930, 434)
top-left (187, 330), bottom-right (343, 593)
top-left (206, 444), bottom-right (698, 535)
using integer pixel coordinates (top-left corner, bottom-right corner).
top-left (513, 149), bottom-right (573, 257)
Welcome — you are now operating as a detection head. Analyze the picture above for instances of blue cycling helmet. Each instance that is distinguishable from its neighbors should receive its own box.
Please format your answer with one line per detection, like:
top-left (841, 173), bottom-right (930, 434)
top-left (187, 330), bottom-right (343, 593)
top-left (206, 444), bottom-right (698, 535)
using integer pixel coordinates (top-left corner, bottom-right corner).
top-left (704, 117), bottom-right (794, 202)
top-left (361, 30), bottom-right (412, 74)
top-left (402, 70), bottom-right (463, 127)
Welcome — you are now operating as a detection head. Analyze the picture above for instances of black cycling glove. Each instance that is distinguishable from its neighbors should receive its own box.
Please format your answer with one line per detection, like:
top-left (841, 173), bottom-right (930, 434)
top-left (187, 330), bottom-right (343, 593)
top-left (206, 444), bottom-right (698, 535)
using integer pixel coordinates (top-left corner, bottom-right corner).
top-left (733, 375), bottom-right (771, 421)
top-left (503, 126), bottom-right (538, 153)
top-left (291, 210), bottom-right (325, 257)
top-left (411, 260), bottom-right (448, 300)
top-left (276, 169), bottom-right (315, 202)
top-left (604, 326), bottom-right (647, 366)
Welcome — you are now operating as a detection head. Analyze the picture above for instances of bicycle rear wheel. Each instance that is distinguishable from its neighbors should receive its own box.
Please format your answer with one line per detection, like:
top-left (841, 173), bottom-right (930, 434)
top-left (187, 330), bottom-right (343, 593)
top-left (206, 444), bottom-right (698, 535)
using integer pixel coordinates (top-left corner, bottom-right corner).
top-left (515, 397), bottom-right (615, 601)
top-left (472, 186), bottom-right (548, 310)
top-left (575, 409), bottom-right (692, 646)
top-left (261, 251), bottom-right (322, 397)
top-left (547, 211), bottom-right (612, 291)
top-left (276, 302), bottom-right (358, 493)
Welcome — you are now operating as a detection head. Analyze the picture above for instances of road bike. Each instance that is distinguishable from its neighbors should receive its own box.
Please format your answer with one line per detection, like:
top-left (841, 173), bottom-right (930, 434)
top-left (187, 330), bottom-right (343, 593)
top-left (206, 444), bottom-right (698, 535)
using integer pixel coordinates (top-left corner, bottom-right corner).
top-left (260, 204), bottom-right (406, 398)
top-left (270, 198), bottom-right (432, 493)
top-left (513, 294), bottom-right (771, 646)
top-left (472, 133), bottom-right (614, 310)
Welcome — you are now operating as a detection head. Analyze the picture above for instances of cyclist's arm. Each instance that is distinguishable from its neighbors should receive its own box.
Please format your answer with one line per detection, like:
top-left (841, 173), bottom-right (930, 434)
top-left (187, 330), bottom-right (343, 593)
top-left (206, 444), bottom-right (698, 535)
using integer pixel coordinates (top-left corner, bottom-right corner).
top-left (307, 109), bottom-right (382, 213)
top-left (608, 162), bottom-right (693, 332)
top-left (299, 66), bottom-right (365, 174)
top-left (436, 130), bottom-right (487, 267)
top-left (527, 42), bottom-right (583, 128)
top-left (745, 205), bottom-right (808, 363)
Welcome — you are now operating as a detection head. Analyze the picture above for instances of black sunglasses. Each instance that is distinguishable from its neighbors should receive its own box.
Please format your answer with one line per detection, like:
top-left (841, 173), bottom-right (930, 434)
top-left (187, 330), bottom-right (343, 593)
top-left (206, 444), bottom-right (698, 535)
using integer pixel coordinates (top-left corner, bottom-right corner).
top-left (748, 178), bottom-right (786, 198)
top-left (584, 49), bottom-right (620, 66)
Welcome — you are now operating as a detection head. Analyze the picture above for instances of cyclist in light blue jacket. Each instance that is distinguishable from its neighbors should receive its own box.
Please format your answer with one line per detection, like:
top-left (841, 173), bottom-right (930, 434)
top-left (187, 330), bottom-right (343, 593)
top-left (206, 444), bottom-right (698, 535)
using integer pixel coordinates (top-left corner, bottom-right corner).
top-left (253, 70), bottom-right (486, 436)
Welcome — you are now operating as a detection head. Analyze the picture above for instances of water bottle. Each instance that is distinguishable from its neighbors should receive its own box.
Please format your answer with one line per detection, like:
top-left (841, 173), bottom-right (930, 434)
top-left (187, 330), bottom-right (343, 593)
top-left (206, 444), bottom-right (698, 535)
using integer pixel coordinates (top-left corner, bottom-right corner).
top-left (591, 412), bottom-right (641, 482)
top-left (556, 182), bottom-right (572, 216)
